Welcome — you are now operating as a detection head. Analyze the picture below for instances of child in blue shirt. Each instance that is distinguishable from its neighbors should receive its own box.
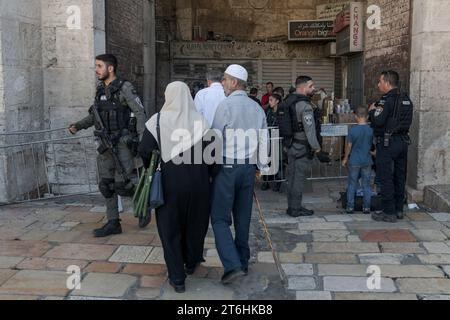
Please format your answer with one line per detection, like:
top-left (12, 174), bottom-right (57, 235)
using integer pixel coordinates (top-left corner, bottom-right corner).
top-left (343, 106), bottom-right (374, 214)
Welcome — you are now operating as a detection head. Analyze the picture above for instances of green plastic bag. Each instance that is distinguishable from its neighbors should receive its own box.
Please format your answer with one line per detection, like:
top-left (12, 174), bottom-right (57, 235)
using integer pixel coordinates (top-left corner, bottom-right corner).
top-left (133, 151), bottom-right (159, 219)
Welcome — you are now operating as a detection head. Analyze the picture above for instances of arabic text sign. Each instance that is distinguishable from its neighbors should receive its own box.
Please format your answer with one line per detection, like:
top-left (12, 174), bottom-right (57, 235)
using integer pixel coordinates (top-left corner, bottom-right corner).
top-left (288, 20), bottom-right (336, 41)
top-left (317, 2), bottom-right (351, 20)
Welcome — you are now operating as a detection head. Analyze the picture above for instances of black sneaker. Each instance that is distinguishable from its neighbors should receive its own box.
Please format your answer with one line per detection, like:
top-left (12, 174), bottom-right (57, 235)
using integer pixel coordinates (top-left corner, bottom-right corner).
top-left (298, 207), bottom-right (315, 216)
top-left (287, 208), bottom-right (297, 217)
top-left (396, 211), bottom-right (405, 220)
top-left (344, 208), bottom-right (354, 215)
top-left (93, 219), bottom-right (122, 238)
top-left (221, 268), bottom-right (245, 285)
top-left (169, 280), bottom-right (186, 293)
top-left (363, 208), bottom-right (371, 215)
top-left (287, 208), bottom-right (314, 217)
top-left (371, 211), bottom-right (385, 222)
top-left (382, 214), bottom-right (398, 223)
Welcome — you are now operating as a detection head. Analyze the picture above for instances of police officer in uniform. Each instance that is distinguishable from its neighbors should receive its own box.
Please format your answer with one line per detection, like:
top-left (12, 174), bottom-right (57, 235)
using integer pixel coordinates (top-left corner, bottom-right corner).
top-left (69, 54), bottom-right (146, 237)
top-left (369, 70), bottom-right (413, 223)
top-left (286, 76), bottom-right (325, 217)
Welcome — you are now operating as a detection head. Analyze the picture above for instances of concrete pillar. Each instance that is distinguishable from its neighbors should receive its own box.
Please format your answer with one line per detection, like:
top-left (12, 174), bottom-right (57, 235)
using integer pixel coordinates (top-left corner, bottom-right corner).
top-left (0, 1), bottom-right (106, 202)
top-left (143, 0), bottom-right (157, 117)
top-left (41, 0), bottom-right (106, 194)
top-left (0, 18), bottom-right (6, 201)
top-left (0, 0), bottom-right (45, 202)
top-left (408, 0), bottom-right (450, 195)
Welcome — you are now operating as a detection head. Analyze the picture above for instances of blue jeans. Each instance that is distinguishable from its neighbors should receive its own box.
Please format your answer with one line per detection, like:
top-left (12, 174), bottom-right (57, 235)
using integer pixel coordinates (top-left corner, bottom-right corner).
top-left (211, 164), bottom-right (256, 274)
top-left (347, 165), bottom-right (372, 210)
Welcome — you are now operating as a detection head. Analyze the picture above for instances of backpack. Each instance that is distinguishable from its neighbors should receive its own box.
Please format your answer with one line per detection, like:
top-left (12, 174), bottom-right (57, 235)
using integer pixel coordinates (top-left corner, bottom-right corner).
top-left (277, 94), bottom-right (311, 140)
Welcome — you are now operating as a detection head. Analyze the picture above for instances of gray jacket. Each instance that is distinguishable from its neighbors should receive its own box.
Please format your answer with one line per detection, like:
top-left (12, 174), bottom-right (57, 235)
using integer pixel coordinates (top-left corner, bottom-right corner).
top-left (289, 100), bottom-right (321, 158)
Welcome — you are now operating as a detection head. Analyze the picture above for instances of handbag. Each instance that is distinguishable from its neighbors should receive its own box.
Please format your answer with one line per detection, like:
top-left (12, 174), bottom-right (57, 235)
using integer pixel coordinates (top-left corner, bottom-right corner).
top-left (149, 113), bottom-right (165, 209)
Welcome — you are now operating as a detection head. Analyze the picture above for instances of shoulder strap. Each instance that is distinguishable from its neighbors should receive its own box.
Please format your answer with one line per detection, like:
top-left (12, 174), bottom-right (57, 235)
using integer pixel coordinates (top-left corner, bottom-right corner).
top-left (110, 78), bottom-right (126, 96)
top-left (157, 113), bottom-right (162, 155)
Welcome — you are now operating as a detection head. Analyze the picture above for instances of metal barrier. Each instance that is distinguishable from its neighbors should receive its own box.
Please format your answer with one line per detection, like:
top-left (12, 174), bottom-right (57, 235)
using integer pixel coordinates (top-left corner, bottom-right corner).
top-left (0, 128), bottom-right (99, 204)
top-left (266, 125), bottom-right (349, 183)
top-left (0, 125), bottom-right (349, 204)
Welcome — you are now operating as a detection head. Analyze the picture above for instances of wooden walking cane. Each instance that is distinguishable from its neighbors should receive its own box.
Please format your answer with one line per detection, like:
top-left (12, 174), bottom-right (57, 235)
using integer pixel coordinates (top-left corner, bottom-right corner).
top-left (253, 190), bottom-right (287, 285)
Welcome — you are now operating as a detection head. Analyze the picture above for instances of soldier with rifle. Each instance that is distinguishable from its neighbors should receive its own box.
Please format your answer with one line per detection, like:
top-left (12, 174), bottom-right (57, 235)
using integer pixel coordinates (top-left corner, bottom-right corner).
top-left (69, 54), bottom-right (147, 237)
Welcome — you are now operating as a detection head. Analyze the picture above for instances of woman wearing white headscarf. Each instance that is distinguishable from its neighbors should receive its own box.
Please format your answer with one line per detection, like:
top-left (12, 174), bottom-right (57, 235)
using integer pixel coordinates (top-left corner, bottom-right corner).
top-left (139, 81), bottom-right (212, 293)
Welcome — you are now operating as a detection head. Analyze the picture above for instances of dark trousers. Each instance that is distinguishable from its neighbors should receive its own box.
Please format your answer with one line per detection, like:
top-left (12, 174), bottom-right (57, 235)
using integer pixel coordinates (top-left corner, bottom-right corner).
top-left (376, 136), bottom-right (408, 215)
top-left (211, 164), bottom-right (256, 274)
top-left (156, 189), bottom-right (210, 284)
top-left (287, 154), bottom-right (312, 211)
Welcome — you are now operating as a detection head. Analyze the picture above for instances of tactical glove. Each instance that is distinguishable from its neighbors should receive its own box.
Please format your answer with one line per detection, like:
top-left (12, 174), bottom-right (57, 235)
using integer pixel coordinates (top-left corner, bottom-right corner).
top-left (316, 151), bottom-right (331, 163)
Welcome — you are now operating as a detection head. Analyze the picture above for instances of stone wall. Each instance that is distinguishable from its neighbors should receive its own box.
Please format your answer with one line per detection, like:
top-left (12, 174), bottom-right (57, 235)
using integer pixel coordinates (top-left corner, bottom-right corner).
top-left (155, 0), bottom-right (345, 106)
top-left (156, 0), bottom-right (177, 109)
top-left (364, 0), bottom-right (411, 102)
top-left (0, 7), bottom-right (7, 201)
top-left (42, 0), bottom-right (105, 195)
top-left (105, 0), bottom-right (144, 96)
top-left (0, 0), bottom-right (106, 202)
top-left (408, 0), bottom-right (450, 191)
top-left (0, 0), bottom-right (46, 202)
top-left (175, 0), bottom-right (319, 42)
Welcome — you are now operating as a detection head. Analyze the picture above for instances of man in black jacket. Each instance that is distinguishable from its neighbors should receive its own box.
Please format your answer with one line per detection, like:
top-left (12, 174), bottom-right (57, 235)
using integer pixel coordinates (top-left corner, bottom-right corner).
top-left (369, 70), bottom-right (413, 223)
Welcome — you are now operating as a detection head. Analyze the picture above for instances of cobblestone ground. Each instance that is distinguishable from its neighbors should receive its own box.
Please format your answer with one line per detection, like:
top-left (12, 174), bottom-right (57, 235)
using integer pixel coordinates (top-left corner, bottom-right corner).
top-left (0, 180), bottom-right (449, 300)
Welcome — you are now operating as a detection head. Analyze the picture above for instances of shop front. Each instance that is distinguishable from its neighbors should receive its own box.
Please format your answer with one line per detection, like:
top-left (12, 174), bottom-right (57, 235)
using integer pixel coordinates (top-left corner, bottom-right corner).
top-left (170, 41), bottom-right (337, 99)
top-left (334, 1), bottom-right (366, 108)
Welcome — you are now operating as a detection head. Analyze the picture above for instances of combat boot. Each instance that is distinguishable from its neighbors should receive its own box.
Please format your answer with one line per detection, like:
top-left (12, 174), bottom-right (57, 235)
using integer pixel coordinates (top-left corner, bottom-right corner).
top-left (287, 207), bottom-right (314, 217)
top-left (93, 219), bottom-right (122, 238)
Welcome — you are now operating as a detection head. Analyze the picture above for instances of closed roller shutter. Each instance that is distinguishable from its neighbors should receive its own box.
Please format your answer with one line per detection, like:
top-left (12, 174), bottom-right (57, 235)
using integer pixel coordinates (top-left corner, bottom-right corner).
top-left (261, 60), bottom-right (294, 94)
top-left (260, 59), bottom-right (335, 96)
top-left (295, 59), bottom-right (335, 94)
top-left (171, 58), bottom-right (335, 97)
top-left (171, 59), bottom-right (259, 89)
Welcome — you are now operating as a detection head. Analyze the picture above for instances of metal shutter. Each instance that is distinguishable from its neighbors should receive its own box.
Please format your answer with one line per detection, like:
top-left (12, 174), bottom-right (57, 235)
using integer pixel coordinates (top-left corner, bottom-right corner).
top-left (295, 59), bottom-right (335, 94)
top-left (171, 59), bottom-right (259, 88)
top-left (171, 58), bottom-right (335, 96)
top-left (261, 60), bottom-right (295, 94)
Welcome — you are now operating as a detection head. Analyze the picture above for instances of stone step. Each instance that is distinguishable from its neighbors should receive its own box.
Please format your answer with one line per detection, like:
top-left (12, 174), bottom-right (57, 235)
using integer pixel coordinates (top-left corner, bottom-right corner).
top-left (424, 185), bottom-right (450, 213)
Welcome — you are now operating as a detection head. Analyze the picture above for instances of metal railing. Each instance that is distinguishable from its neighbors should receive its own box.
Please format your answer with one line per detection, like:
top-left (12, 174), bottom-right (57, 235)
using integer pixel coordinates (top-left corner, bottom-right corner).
top-left (266, 125), bottom-right (349, 183)
top-left (0, 127), bottom-right (99, 204)
top-left (0, 125), bottom-right (349, 204)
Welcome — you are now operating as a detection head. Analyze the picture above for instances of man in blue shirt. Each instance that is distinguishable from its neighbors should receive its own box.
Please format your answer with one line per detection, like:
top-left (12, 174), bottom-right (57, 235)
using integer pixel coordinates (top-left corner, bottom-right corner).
top-left (211, 64), bottom-right (269, 285)
top-left (343, 106), bottom-right (374, 214)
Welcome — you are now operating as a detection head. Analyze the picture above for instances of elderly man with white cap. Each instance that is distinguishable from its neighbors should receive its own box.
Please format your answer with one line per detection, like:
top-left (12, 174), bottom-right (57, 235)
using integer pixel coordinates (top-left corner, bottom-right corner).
top-left (211, 64), bottom-right (269, 285)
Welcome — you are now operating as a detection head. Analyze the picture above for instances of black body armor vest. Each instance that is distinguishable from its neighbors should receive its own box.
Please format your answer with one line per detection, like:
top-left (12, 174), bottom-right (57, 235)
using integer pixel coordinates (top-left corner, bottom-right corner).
top-left (94, 78), bottom-right (131, 133)
top-left (387, 92), bottom-right (414, 135)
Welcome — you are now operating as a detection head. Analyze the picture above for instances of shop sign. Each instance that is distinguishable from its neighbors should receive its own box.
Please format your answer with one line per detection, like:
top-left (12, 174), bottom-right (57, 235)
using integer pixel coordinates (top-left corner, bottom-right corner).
top-left (335, 2), bottom-right (364, 55)
top-left (349, 2), bottom-right (364, 52)
top-left (317, 1), bottom-right (351, 20)
top-left (288, 20), bottom-right (336, 41)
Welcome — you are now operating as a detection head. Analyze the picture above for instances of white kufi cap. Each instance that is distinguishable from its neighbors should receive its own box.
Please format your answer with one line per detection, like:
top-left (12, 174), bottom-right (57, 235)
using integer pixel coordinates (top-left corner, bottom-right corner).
top-left (224, 64), bottom-right (248, 82)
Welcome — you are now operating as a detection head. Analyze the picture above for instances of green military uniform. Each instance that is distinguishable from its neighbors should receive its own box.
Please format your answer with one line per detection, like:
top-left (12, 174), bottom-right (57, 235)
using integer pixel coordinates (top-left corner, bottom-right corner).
top-left (74, 78), bottom-right (146, 221)
top-left (286, 97), bottom-right (321, 212)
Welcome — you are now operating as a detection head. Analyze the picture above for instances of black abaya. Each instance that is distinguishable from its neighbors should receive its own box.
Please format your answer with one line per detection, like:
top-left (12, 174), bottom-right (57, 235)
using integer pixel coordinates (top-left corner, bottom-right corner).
top-left (138, 128), bottom-right (211, 284)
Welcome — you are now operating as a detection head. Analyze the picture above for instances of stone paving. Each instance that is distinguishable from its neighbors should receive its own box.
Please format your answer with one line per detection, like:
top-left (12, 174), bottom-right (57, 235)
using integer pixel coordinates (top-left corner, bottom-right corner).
top-left (256, 180), bottom-right (450, 300)
top-left (0, 194), bottom-right (287, 300)
top-left (0, 180), bottom-right (449, 300)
